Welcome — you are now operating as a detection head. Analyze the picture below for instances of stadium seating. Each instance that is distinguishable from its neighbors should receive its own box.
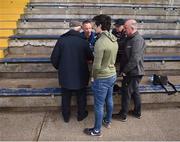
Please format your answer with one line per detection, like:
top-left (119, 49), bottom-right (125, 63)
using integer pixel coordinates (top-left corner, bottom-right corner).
top-left (0, 0), bottom-right (179, 107)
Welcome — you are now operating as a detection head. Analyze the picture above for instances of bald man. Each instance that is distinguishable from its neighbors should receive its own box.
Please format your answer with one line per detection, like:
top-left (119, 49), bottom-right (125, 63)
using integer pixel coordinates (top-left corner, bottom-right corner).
top-left (113, 19), bottom-right (146, 121)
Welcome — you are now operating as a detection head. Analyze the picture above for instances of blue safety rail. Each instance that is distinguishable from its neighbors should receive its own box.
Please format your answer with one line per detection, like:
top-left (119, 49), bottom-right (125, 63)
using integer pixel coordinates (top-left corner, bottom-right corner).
top-left (144, 56), bottom-right (180, 62)
top-left (0, 57), bottom-right (50, 63)
top-left (0, 85), bottom-right (179, 96)
top-left (10, 35), bottom-right (180, 40)
top-left (0, 56), bottom-right (180, 64)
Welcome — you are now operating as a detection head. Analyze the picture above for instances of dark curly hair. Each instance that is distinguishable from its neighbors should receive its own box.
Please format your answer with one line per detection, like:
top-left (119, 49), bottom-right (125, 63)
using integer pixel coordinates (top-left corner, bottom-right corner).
top-left (92, 14), bottom-right (111, 31)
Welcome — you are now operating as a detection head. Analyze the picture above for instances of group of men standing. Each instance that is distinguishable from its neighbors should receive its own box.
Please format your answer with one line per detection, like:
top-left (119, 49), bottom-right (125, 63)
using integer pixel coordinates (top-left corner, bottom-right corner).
top-left (51, 14), bottom-right (146, 137)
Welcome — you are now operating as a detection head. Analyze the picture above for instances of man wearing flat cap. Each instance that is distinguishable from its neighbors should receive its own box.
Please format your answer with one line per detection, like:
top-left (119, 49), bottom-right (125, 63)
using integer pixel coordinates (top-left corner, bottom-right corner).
top-left (111, 19), bottom-right (127, 93)
top-left (112, 19), bottom-right (127, 70)
top-left (112, 19), bottom-right (126, 39)
top-left (51, 20), bottom-right (93, 123)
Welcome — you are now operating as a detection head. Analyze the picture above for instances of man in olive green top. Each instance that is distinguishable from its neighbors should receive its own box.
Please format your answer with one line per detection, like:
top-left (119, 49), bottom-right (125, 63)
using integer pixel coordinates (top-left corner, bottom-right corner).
top-left (84, 14), bottom-right (118, 137)
top-left (92, 30), bottom-right (118, 79)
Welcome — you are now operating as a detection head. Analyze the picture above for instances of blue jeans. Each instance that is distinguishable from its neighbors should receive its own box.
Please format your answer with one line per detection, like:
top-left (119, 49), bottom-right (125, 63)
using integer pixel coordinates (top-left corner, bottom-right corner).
top-left (92, 75), bottom-right (116, 131)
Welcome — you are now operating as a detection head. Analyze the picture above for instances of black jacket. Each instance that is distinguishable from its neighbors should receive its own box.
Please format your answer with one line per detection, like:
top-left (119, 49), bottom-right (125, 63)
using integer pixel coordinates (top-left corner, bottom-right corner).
top-left (123, 32), bottom-right (146, 76)
top-left (51, 30), bottom-right (94, 89)
top-left (112, 29), bottom-right (127, 74)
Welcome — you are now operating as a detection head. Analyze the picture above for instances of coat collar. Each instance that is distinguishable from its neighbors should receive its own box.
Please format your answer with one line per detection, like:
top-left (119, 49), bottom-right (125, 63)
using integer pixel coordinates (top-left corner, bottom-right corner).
top-left (61, 29), bottom-right (81, 38)
top-left (127, 31), bottom-right (139, 39)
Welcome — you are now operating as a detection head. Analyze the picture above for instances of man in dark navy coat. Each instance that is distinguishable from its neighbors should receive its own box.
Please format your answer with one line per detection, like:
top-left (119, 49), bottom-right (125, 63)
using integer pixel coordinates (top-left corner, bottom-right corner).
top-left (51, 21), bottom-right (94, 123)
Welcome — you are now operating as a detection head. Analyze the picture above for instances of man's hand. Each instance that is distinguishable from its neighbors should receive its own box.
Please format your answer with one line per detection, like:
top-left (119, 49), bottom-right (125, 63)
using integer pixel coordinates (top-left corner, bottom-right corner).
top-left (87, 60), bottom-right (93, 64)
top-left (122, 72), bottom-right (126, 77)
top-left (91, 77), bottom-right (94, 83)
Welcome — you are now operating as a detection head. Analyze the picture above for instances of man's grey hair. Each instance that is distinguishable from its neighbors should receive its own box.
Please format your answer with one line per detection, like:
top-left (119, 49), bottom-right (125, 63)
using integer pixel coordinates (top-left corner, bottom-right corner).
top-left (70, 26), bottom-right (81, 32)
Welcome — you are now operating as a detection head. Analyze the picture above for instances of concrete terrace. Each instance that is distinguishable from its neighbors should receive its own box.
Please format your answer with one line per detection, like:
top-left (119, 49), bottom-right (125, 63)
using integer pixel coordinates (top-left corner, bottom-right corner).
top-left (0, 106), bottom-right (180, 141)
top-left (0, 0), bottom-right (180, 141)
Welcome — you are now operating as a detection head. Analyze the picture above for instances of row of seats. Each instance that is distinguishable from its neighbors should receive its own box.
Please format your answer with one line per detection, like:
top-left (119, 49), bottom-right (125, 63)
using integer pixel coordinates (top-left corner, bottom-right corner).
top-left (0, 0), bottom-right (179, 103)
top-left (0, 85), bottom-right (180, 97)
top-left (1, 56), bottom-right (180, 63)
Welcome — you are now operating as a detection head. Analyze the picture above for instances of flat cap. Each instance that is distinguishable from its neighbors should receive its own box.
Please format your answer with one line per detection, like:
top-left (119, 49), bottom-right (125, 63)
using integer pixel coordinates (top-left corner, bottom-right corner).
top-left (69, 21), bottom-right (82, 27)
top-left (114, 19), bottom-right (125, 26)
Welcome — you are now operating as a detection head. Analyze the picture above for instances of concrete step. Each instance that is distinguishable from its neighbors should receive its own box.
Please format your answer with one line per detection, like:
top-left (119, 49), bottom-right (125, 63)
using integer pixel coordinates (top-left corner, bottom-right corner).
top-left (0, 69), bottom-right (178, 79)
top-left (0, 91), bottom-right (179, 108)
top-left (0, 78), bottom-right (59, 88)
top-left (8, 45), bottom-right (180, 55)
top-left (8, 38), bottom-right (180, 47)
top-left (8, 45), bottom-right (53, 55)
top-left (7, 35), bottom-right (180, 55)
top-left (0, 85), bottom-right (180, 108)
top-left (0, 56), bottom-right (179, 77)
top-left (144, 46), bottom-right (180, 54)
top-left (16, 28), bottom-right (68, 35)
top-left (0, 77), bottom-right (179, 95)
top-left (0, 82), bottom-right (180, 96)
top-left (29, 0), bottom-right (180, 5)
top-left (18, 21), bottom-right (180, 30)
top-left (16, 28), bottom-right (180, 35)
top-left (18, 21), bottom-right (69, 29)
top-left (0, 76), bottom-right (179, 88)
top-left (23, 14), bottom-right (180, 21)
top-left (25, 7), bottom-right (180, 16)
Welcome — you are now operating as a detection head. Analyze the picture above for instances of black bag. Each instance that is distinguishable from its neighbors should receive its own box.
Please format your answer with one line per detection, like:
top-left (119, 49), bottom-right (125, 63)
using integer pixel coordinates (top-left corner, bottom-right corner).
top-left (113, 84), bottom-right (121, 92)
top-left (153, 74), bottom-right (168, 85)
top-left (152, 74), bottom-right (177, 95)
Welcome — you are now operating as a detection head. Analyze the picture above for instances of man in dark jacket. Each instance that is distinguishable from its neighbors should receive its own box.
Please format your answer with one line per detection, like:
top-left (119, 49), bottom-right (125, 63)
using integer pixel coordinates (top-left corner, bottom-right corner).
top-left (114, 19), bottom-right (146, 122)
top-left (80, 19), bottom-right (96, 51)
top-left (112, 18), bottom-right (127, 74)
top-left (50, 21), bottom-right (94, 123)
top-left (112, 19), bottom-right (127, 92)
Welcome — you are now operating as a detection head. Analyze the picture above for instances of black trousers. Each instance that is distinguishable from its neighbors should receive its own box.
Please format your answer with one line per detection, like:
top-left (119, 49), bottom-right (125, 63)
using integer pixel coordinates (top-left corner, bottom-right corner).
top-left (61, 88), bottom-right (87, 120)
top-left (120, 75), bottom-right (143, 116)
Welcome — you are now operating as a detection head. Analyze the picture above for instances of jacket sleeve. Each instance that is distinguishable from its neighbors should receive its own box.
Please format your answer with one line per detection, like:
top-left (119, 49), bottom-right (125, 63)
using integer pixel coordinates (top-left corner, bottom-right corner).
top-left (92, 40), bottom-right (104, 78)
top-left (123, 38), bottom-right (144, 74)
top-left (50, 38), bottom-right (62, 69)
top-left (85, 42), bottom-right (94, 61)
